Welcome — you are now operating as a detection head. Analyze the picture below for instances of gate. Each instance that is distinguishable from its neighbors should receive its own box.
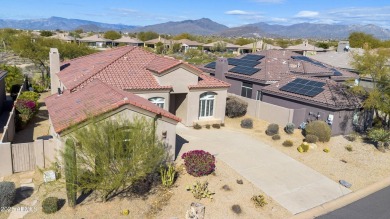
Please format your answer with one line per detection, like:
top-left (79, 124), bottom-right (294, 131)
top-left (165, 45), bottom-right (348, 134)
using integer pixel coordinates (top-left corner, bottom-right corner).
top-left (11, 143), bottom-right (36, 172)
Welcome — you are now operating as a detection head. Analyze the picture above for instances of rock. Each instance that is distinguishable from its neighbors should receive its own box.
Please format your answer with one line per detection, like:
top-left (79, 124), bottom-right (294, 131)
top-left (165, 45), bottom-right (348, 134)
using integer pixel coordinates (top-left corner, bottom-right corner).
top-left (309, 143), bottom-right (317, 149)
top-left (339, 180), bottom-right (352, 188)
top-left (185, 202), bottom-right (205, 219)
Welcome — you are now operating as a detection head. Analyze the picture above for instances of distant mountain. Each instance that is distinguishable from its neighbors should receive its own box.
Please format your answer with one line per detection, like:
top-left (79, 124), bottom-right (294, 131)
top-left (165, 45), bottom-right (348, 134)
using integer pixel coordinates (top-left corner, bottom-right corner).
top-left (131, 18), bottom-right (228, 35)
top-left (0, 16), bottom-right (137, 31)
top-left (218, 22), bottom-right (390, 40)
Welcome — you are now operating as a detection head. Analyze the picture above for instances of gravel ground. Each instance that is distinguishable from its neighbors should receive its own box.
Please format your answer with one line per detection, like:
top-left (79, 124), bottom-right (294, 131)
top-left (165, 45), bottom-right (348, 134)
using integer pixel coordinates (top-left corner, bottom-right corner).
top-left (225, 116), bottom-right (390, 192)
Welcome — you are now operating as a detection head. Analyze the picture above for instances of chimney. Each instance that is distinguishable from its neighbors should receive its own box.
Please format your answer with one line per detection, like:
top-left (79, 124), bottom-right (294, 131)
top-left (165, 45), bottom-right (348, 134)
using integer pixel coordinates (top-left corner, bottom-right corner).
top-left (49, 48), bottom-right (61, 95)
top-left (214, 57), bottom-right (228, 81)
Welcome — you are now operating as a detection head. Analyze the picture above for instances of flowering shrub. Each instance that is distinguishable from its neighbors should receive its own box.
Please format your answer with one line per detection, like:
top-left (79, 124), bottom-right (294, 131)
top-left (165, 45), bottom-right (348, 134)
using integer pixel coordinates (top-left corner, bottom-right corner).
top-left (182, 150), bottom-right (215, 177)
top-left (15, 99), bottom-right (36, 118)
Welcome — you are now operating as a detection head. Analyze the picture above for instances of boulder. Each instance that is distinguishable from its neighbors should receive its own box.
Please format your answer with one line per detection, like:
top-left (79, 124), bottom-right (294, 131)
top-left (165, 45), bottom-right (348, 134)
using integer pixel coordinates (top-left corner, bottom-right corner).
top-left (185, 202), bottom-right (205, 219)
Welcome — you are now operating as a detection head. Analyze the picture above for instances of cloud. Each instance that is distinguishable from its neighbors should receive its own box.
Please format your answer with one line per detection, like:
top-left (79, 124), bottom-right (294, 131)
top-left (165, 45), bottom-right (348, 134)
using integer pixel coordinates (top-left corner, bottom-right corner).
top-left (253, 0), bottom-right (284, 3)
top-left (294, 11), bottom-right (319, 18)
top-left (225, 10), bottom-right (254, 15)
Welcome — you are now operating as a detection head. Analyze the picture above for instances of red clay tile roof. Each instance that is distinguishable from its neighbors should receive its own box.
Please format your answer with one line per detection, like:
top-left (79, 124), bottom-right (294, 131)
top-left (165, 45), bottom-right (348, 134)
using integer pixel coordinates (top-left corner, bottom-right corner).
top-left (58, 46), bottom-right (228, 91)
top-left (46, 79), bottom-right (180, 133)
top-left (261, 76), bottom-right (361, 110)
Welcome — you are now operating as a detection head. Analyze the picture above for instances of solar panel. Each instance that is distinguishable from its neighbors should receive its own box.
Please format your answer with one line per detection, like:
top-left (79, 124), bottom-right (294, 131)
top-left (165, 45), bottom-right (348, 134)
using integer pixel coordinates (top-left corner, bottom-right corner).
top-left (229, 66), bottom-right (260, 75)
top-left (228, 58), bottom-right (259, 67)
top-left (241, 54), bottom-right (265, 61)
top-left (331, 68), bottom-right (343, 76)
top-left (279, 78), bottom-right (326, 97)
top-left (291, 56), bottom-right (327, 68)
top-left (204, 62), bottom-right (216, 69)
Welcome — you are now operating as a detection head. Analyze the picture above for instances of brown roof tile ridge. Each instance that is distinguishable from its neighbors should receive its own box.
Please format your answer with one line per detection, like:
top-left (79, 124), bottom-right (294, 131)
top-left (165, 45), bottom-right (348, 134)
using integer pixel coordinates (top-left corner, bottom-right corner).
top-left (70, 47), bottom-right (137, 91)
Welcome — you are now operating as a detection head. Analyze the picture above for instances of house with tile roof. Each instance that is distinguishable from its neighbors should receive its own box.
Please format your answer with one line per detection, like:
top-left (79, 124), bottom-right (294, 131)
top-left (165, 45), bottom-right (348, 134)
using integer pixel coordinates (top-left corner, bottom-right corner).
top-left (79, 34), bottom-right (112, 48)
top-left (46, 46), bottom-right (229, 158)
top-left (203, 41), bottom-right (242, 54)
top-left (286, 40), bottom-right (324, 56)
top-left (200, 50), bottom-right (362, 135)
top-left (113, 36), bottom-right (143, 47)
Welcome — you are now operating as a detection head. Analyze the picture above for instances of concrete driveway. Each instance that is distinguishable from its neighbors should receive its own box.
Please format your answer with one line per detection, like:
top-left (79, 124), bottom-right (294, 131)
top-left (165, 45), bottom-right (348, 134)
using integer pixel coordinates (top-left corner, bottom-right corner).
top-left (176, 125), bottom-right (351, 214)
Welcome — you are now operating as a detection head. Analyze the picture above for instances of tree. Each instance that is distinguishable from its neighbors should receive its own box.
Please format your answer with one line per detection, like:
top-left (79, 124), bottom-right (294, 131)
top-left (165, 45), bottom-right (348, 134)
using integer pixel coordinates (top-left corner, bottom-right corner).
top-left (63, 139), bottom-right (77, 207)
top-left (137, 31), bottom-right (159, 41)
top-left (40, 30), bottom-right (53, 37)
top-left (315, 42), bottom-right (329, 49)
top-left (352, 47), bottom-right (390, 128)
top-left (211, 41), bottom-right (227, 52)
top-left (349, 32), bottom-right (381, 48)
top-left (0, 65), bottom-right (24, 92)
top-left (68, 116), bottom-right (167, 202)
top-left (155, 42), bottom-right (165, 54)
top-left (103, 31), bottom-right (122, 40)
top-left (173, 33), bottom-right (196, 40)
top-left (234, 38), bottom-right (254, 46)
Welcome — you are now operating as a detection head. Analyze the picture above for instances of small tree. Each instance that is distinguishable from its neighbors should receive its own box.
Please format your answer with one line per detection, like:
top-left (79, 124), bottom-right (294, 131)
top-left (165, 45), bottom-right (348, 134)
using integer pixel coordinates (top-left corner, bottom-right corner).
top-left (63, 139), bottom-right (77, 207)
top-left (0, 65), bottom-right (24, 92)
top-left (211, 42), bottom-right (227, 52)
top-left (70, 116), bottom-right (167, 202)
top-left (103, 31), bottom-right (122, 40)
top-left (40, 30), bottom-right (53, 37)
top-left (368, 128), bottom-right (390, 150)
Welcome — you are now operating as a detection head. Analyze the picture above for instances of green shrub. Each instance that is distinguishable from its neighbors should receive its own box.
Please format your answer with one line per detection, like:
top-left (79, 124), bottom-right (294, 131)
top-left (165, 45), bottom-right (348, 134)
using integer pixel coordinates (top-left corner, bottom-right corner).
top-left (282, 140), bottom-right (294, 147)
top-left (345, 145), bottom-right (353, 152)
top-left (212, 124), bottom-right (220, 129)
top-left (226, 96), bottom-right (248, 118)
top-left (160, 164), bottom-right (176, 188)
top-left (0, 182), bottom-right (16, 208)
top-left (32, 84), bottom-right (46, 93)
top-left (305, 121), bottom-right (331, 142)
top-left (323, 148), bottom-right (330, 153)
top-left (18, 91), bottom-right (40, 103)
top-left (305, 134), bottom-right (318, 143)
top-left (272, 134), bottom-right (281, 140)
top-left (220, 123), bottom-right (225, 127)
top-left (301, 143), bottom-right (310, 152)
top-left (205, 124), bottom-right (211, 129)
top-left (297, 146), bottom-right (303, 153)
top-left (241, 118), bottom-right (253, 129)
top-left (193, 123), bottom-right (202, 130)
top-left (284, 123), bottom-right (295, 134)
top-left (42, 197), bottom-right (59, 214)
top-left (266, 123), bottom-right (279, 136)
top-left (251, 195), bottom-right (267, 207)
top-left (186, 181), bottom-right (214, 200)
top-left (182, 150), bottom-right (215, 177)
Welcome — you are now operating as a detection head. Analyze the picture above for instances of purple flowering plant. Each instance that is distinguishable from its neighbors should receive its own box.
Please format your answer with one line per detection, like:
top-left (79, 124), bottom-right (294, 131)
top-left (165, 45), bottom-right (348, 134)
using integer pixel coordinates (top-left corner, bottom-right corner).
top-left (181, 150), bottom-right (216, 177)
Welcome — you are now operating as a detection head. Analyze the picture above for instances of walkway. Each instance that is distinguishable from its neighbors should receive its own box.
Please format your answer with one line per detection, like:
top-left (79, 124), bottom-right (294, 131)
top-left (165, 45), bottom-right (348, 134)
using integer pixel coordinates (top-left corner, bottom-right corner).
top-left (176, 125), bottom-right (351, 214)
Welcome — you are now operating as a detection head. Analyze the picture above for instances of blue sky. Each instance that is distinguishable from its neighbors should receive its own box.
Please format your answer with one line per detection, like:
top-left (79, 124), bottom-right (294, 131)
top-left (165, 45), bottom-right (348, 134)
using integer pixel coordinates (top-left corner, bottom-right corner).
top-left (0, 0), bottom-right (389, 28)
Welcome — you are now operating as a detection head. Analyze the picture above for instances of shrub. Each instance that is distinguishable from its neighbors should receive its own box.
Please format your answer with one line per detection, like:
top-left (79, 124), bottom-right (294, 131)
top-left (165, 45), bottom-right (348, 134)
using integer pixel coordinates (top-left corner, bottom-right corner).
top-left (18, 91), bottom-right (40, 103)
top-left (42, 197), bottom-right (59, 214)
top-left (220, 123), bottom-right (225, 127)
top-left (305, 121), bottom-right (331, 142)
top-left (205, 124), bottom-right (211, 129)
top-left (212, 124), bottom-right (220, 129)
top-left (305, 134), bottom-right (318, 143)
top-left (32, 84), bottom-right (46, 93)
top-left (15, 99), bottom-right (36, 123)
top-left (272, 134), bottom-right (281, 140)
top-left (251, 195), bottom-right (267, 207)
top-left (193, 123), bottom-right (202, 130)
top-left (284, 123), bottom-right (295, 134)
top-left (221, 185), bottom-right (231, 191)
top-left (297, 146), bottom-right (303, 153)
top-left (266, 123), bottom-right (279, 136)
top-left (182, 150), bottom-right (216, 177)
top-left (323, 148), bottom-right (330, 153)
top-left (301, 143), bottom-right (310, 152)
top-left (225, 96), bottom-right (248, 118)
top-left (282, 140), bottom-right (293, 147)
top-left (160, 164), bottom-right (176, 188)
top-left (186, 181), bottom-right (214, 200)
top-left (231, 205), bottom-right (242, 214)
top-left (240, 118), bottom-right (253, 129)
top-left (345, 145), bottom-right (353, 152)
top-left (236, 179), bottom-right (243, 184)
top-left (0, 182), bottom-right (16, 208)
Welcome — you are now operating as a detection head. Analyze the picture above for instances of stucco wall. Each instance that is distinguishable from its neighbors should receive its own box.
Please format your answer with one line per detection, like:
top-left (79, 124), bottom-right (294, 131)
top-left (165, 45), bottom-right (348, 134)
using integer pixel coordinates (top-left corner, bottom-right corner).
top-left (224, 77), bottom-right (266, 100)
top-left (135, 91), bottom-right (170, 111)
top-left (187, 89), bottom-right (227, 126)
top-left (155, 67), bottom-right (198, 93)
top-left (262, 93), bottom-right (355, 135)
top-left (0, 79), bottom-right (6, 112)
top-left (0, 143), bottom-right (13, 177)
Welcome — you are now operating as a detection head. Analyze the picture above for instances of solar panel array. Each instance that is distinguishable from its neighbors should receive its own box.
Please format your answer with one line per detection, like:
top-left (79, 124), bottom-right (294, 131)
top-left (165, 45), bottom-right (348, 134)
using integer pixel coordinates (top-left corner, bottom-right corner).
top-left (230, 66), bottom-right (260, 75)
top-left (227, 58), bottom-right (259, 67)
top-left (279, 78), bottom-right (326, 97)
top-left (291, 56), bottom-right (327, 68)
top-left (241, 54), bottom-right (265, 61)
top-left (204, 62), bottom-right (216, 69)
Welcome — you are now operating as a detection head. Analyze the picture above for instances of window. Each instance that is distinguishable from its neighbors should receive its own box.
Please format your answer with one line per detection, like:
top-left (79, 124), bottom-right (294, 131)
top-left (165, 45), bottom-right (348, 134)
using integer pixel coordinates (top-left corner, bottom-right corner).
top-left (149, 97), bottom-right (165, 108)
top-left (241, 82), bottom-right (252, 98)
top-left (256, 90), bottom-right (262, 101)
top-left (199, 92), bottom-right (216, 117)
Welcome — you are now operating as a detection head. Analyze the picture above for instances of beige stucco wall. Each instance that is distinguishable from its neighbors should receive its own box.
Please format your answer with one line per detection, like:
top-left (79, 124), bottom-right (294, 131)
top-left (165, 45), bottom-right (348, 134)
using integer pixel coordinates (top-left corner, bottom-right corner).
top-left (154, 67), bottom-right (198, 93)
top-left (0, 143), bottom-right (13, 177)
top-left (186, 89), bottom-right (227, 126)
top-left (135, 91), bottom-right (170, 111)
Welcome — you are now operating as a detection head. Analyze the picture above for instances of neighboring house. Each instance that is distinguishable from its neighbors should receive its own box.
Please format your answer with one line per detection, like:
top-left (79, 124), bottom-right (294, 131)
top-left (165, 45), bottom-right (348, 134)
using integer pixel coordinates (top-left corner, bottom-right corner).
top-left (174, 39), bottom-right (203, 53)
top-left (203, 41), bottom-right (242, 54)
top-left (200, 50), bottom-right (361, 135)
top-left (240, 40), bottom-right (264, 54)
top-left (144, 37), bottom-right (172, 48)
top-left (0, 70), bottom-right (7, 112)
top-left (79, 34), bottom-right (111, 48)
top-left (50, 33), bottom-right (77, 43)
top-left (286, 40), bottom-right (324, 56)
top-left (113, 36), bottom-right (143, 47)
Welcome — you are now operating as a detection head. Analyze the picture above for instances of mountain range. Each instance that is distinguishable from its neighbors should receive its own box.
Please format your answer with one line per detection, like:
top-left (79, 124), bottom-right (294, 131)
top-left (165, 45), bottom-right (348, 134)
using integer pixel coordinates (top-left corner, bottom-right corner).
top-left (1, 16), bottom-right (390, 40)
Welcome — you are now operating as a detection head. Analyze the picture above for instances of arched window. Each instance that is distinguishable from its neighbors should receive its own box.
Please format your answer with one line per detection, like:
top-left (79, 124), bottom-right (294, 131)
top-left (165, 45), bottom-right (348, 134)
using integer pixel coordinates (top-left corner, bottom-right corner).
top-left (199, 92), bottom-right (216, 117)
top-left (149, 97), bottom-right (165, 108)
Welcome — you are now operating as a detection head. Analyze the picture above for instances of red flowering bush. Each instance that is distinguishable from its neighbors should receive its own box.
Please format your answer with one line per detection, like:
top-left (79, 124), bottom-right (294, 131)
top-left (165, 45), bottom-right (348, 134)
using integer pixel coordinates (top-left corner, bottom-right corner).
top-left (182, 150), bottom-right (215, 177)
top-left (15, 99), bottom-right (36, 121)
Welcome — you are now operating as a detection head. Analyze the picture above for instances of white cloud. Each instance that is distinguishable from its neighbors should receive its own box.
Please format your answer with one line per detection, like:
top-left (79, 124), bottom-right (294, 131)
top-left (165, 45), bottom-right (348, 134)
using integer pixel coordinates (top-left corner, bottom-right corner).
top-left (294, 11), bottom-right (319, 18)
top-left (225, 10), bottom-right (254, 15)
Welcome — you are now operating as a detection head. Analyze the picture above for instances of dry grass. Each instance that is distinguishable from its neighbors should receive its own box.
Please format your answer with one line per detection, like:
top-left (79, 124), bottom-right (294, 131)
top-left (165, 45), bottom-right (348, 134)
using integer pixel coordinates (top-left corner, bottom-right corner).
top-left (225, 116), bottom-right (390, 191)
